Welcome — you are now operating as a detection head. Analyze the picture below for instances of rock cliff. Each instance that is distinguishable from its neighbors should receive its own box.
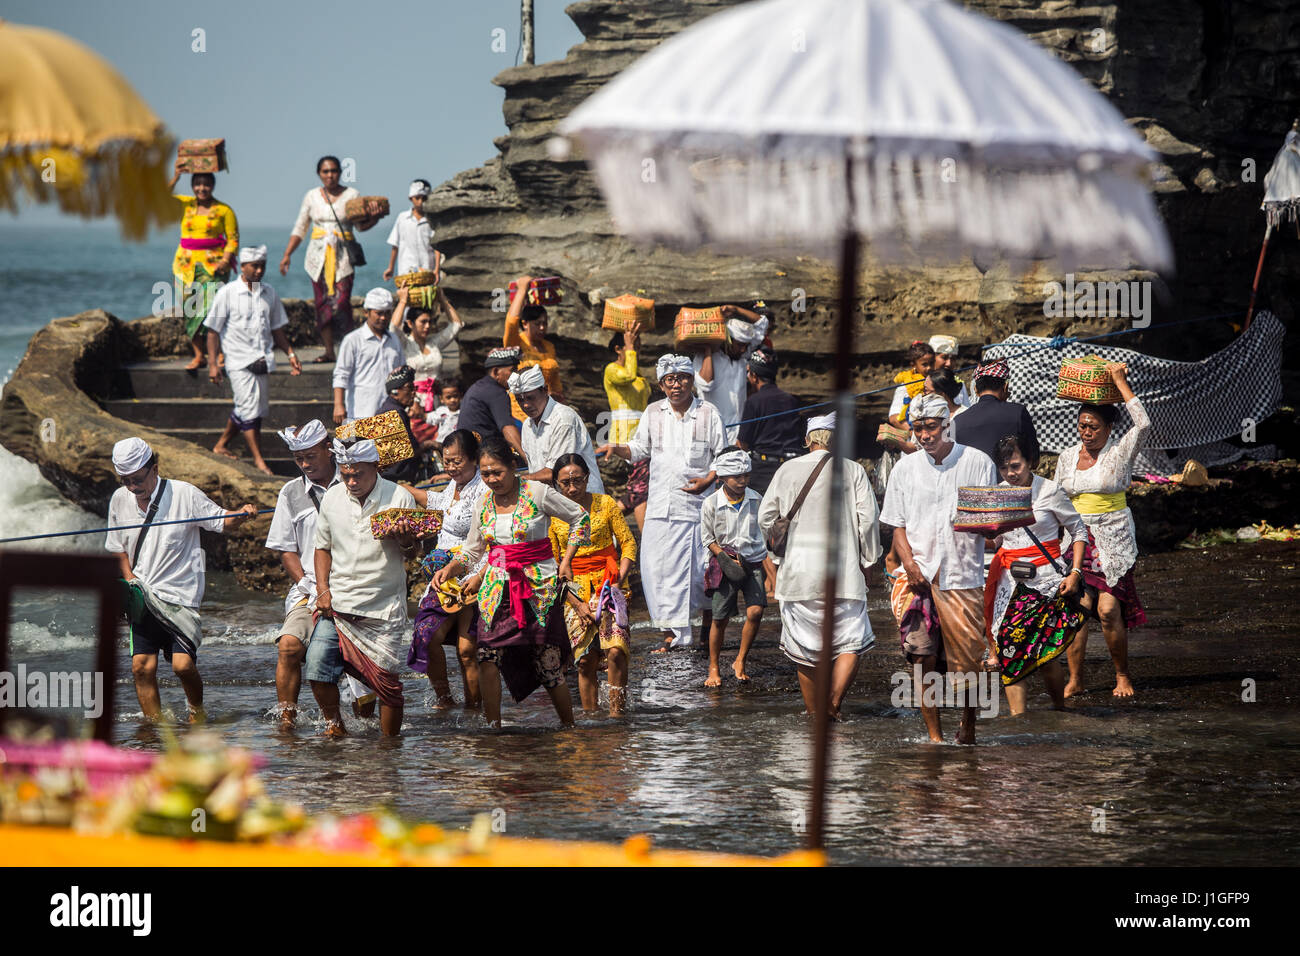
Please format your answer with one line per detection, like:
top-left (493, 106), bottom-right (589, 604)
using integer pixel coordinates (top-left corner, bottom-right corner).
top-left (427, 0), bottom-right (1300, 421)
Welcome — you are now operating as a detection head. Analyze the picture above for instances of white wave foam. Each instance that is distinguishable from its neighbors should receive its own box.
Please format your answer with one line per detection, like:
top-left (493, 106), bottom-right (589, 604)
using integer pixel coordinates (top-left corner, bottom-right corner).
top-left (8, 619), bottom-right (96, 652)
top-left (0, 446), bottom-right (102, 552)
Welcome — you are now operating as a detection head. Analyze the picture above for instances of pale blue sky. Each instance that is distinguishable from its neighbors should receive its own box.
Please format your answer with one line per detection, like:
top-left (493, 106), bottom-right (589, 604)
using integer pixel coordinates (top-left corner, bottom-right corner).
top-left (2, 0), bottom-right (586, 230)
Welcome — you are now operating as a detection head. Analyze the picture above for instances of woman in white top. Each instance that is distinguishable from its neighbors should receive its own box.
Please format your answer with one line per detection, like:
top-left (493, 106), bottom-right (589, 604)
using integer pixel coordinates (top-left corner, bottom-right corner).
top-left (391, 284), bottom-right (464, 402)
top-left (432, 437), bottom-right (590, 728)
top-left (408, 429), bottom-right (487, 710)
top-left (1053, 363), bottom-right (1150, 699)
top-left (279, 155), bottom-right (382, 361)
top-left (986, 435), bottom-right (1087, 714)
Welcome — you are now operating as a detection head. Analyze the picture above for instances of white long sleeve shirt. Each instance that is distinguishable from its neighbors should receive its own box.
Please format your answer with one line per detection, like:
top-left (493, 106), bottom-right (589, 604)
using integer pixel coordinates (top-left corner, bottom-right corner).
top-left (521, 397), bottom-right (605, 494)
top-left (333, 325), bottom-right (405, 420)
top-left (626, 398), bottom-right (726, 521)
top-left (265, 471), bottom-right (340, 615)
top-left (879, 442), bottom-right (999, 590)
top-left (757, 451), bottom-right (882, 602)
top-left (700, 486), bottom-right (767, 563)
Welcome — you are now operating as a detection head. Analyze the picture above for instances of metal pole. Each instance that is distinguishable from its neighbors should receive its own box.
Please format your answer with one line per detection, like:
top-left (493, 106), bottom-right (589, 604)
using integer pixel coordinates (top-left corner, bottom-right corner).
top-left (807, 230), bottom-right (858, 850)
top-left (521, 0), bottom-right (535, 65)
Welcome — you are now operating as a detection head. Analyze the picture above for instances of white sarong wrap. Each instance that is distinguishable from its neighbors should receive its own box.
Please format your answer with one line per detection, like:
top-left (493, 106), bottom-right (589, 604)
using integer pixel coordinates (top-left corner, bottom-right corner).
top-left (778, 598), bottom-right (873, 667)
top-left (331, 611), bottom-right (408, 675)
top-left (131, 578), bottom-right (203, 654)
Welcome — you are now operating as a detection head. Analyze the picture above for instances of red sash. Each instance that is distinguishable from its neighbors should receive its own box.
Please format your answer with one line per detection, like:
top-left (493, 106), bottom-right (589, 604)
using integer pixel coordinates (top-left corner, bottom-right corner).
top-left (571, 545), bottom-right (619, 592)
top-left (984, 538), bottom-right (1061, 636)
top-left (488, 537), bottom-right (555, 624)
top-left (180, 236), bottom-right (225, 250)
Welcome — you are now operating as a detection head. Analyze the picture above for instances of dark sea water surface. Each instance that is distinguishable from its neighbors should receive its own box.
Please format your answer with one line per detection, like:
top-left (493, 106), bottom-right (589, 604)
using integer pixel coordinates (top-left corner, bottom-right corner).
top-left (2, 225), bottom-right (1298, 865)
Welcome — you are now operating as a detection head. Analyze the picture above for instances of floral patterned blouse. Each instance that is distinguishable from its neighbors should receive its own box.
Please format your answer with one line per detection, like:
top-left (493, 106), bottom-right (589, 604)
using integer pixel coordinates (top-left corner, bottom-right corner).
top-left (171, 195), bottom-right (238, 285)
top-left (548, 493), bottom-right (637, 601)
top-left (459, 480), bottom-right (590, 625)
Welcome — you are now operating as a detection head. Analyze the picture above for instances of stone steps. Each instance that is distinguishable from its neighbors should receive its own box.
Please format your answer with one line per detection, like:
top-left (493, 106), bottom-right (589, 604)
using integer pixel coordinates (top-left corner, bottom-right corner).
top-left (120, 345), bottom-right (336, 401)
top-left (104, 396), bottom-right (334, 430)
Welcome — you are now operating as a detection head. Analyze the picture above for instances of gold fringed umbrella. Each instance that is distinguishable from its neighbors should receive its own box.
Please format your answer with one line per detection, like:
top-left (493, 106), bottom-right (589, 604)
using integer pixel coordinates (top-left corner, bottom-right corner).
top-left (0, 20), bottom-right (175, 239)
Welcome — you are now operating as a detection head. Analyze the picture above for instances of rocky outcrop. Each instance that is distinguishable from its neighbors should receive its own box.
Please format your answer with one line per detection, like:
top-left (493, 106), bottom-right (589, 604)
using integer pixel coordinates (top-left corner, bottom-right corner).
top-left (427, 0), bottom-right (1300, 422)
top-left (0, 310), bottom-right (318, 593)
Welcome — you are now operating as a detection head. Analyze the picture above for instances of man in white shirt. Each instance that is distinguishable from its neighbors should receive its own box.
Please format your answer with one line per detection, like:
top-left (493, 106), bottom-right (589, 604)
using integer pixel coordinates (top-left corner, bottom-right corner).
top-left (105, 438), bottom-right (256, 722)
top-left (332, 288), bottom-right (405, 424)
top-left (204, 246), bottom-right (302, 474)
top-left (264, 420), bottom-right (339, 728)
top-left (598, 355), bottom-right (726, 651)
top-left (693, 305), bottom-right (769, 443)
top-left (307, 438), bottom-right (425, 737)
top-left (382, 179), bottom-right (442, 282)
top-left (759, 414), bottom-right (882, 719)
top-left (510, 365), bottom-right (605, 493)
top-left (880, 393), bottom-right (999, 745)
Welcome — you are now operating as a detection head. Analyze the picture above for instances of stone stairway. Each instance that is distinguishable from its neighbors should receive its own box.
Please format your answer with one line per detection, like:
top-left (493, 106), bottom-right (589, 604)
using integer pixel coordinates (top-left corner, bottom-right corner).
top-left (107, 346), bottom-right (337, 477)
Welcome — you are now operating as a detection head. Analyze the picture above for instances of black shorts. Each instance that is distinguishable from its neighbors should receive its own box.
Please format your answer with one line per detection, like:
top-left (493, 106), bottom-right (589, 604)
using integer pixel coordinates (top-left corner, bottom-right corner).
top-left (129, 605), bottom-right (197, 663)
top-left (710, 562), bottom-right (768, 619)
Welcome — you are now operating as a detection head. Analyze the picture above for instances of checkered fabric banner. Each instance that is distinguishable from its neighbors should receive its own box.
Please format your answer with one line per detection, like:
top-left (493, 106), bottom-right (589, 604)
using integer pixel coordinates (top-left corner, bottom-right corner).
top-left (982, 311), bottom-right (1285, 469)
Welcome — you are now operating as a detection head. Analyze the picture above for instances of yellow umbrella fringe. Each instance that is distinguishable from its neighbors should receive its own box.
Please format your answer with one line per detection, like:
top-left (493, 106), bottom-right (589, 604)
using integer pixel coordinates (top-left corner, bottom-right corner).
top-left (0, 132), bottom-right (176, 240)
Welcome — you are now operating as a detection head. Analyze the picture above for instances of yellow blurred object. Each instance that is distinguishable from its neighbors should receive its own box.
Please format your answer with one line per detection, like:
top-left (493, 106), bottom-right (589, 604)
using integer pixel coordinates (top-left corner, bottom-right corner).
top-left (0, 21), bottom-right (176, 239)
top-left (0, 824), bottom-right (824, 867)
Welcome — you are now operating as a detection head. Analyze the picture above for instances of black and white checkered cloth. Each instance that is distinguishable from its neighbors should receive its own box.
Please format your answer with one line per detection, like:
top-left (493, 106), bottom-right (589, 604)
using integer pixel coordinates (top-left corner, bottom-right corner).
top-left (982, 311), bottom-right (1285, 471)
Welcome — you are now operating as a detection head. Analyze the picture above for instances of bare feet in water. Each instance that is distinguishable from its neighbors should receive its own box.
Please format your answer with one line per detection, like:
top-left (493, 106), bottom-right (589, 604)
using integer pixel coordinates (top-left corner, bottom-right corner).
top-left (731, 660), bottom-right (750, 683)
top-left (651, 637), bottom-right (675, 654)
top-left (1113, 674), bottom-right (1135, 698)
top-left (704, 668), bottom-right (722, 687)
top-left (323, 720), bottom-right (346, 738)
top-left (1063, 677), bottom-right (1083, 698)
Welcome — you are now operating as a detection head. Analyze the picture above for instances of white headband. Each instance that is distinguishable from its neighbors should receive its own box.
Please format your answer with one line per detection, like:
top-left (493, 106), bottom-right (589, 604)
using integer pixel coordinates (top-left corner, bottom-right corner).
top-left (112, 437), bottom-right (153, 476)
top-left (714, 450), bottom-right (752, 477)
top-left (910, 393), bottom-right (952, 423)
top-left (727, 316), bottom-right (768, 345)
top-left (507, 366), bottom-right (547, 395)
top-left (279, 420), bottom-right (328, 452)
top-left (656, 354), bottom-right (694, 380)
top-left (363, 287), bottom-right (394, 311)
top-left (408, 180), bottom-right (431, 198)
top-left (238, 245), bottom-right (268, 264)
top-left (806, 413), bottom-right (836, 435)
top-left (928, 334), bottom-right (958, 355)
top-left (332, 438), bottom-right (379, 464)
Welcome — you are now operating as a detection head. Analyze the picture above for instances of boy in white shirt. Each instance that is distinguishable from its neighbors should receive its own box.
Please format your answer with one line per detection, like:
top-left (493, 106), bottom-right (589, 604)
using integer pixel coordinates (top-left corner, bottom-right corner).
top-left (700, 449), bottom-right (769, 686)
top-left (382, 179), bottom-right (442, 283)
top-left (428, 380), bottom-right (462, 443)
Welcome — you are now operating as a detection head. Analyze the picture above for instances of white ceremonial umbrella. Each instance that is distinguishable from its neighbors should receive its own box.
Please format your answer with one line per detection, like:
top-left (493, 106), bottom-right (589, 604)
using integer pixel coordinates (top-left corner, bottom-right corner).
top-left (555, 0), bottom-right (1172, 851)
top-left (1246, 121), bottom-right (1300, 327)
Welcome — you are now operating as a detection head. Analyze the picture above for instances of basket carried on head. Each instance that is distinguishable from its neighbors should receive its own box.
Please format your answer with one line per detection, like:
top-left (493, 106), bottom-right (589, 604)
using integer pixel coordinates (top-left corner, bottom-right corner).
top-left (509, 276), bottom-right (563, 306)
top-left (395, 270), bottom-right (437, 289)
top-left (953, 485), bottom-right (1035, 535)
top-left (397, 269), bottom-right (439, 311)
top-left (177, 138), bottom-right (228, 173)
top-left (1056, 356), bottom-right (1122, 404)
top-left (674, 306), bottom-right (726, 350)
top-left (602, 294), bottom-right (655, 331)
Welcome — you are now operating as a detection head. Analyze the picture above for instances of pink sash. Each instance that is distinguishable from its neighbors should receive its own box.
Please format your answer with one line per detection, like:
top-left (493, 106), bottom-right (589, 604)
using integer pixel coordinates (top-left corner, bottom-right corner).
top-left (488, 537), bottom-right (555, 625)
top-left (180, 236), bottom-right (225, 250)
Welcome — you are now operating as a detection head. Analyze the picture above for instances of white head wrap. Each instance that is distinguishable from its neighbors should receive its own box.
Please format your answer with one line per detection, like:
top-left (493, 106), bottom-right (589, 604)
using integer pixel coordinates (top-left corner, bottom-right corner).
top-left (112, 437), bottom-right (153, 476)
top-left (727, 316), bottom-right (769, 345)
top-left (806, 413), bottom-right (836, 436)
top-left (408, 180), bottom-right (431, 198)
top-left (238, 245), bottom-right (268, 264)
top-left (714, 450), bottom-right (752, 477)
top-left (363, 287), bottom-right (395, 311)
top-left (910, 393), bottom-right (952, 422)
top-left (332, 438), bottom-right (380, 465)
top-left (928, 334), bottom-right (958, 355)
top-left (507, 366), bottom-right (547, 394)
top-left (655, 354), bottom-right (694, 381)
top-left (278, 420), bottom-right (328, 451)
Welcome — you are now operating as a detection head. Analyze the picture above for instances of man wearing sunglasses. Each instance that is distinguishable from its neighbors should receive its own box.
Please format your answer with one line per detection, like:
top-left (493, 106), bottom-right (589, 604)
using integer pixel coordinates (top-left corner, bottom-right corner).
top-left (105, 437), bottom-right (256, 722)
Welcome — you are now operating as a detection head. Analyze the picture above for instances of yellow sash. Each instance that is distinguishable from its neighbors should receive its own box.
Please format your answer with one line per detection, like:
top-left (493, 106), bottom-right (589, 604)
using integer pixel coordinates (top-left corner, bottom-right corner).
top-left (1072, 491), bottom-right (1127, 514)
top-left (310, 227), bottom-right (354, 296)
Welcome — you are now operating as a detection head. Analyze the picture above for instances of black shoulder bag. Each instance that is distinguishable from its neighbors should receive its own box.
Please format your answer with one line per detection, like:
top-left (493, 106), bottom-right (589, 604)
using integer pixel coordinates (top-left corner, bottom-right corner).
top-left (326, 188), bottom-right (366, 267)
top-left (131, 478), bottom-right (169, 568)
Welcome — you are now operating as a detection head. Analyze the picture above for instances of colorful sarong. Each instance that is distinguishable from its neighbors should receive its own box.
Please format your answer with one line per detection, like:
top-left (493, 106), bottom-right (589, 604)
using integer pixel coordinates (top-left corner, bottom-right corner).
top-left (995, 584), bottom-right (1083, 686)
top-left (179, 263), bottom-right (226, 339)
top-left (312, 273), bottom-right (354, 332)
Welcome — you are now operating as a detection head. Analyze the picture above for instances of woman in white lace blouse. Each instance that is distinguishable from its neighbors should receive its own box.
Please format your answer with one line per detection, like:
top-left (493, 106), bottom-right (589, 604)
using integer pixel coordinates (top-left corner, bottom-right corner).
top-left (1054, 362), bottom-right (1149, 699)
top-left (278, 155), bottom-right (382, 361)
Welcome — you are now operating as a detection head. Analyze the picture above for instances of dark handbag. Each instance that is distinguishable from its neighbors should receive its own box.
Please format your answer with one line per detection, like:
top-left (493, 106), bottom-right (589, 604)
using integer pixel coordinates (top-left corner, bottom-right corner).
top-left (1010, 560), bottom-right (1037, 580)
top-left (766, 453), bottom-right (830, 558)
top-left (326, 188), bottom-right (366, 268)
top-left (244, 357), bottom-right (269, 375)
